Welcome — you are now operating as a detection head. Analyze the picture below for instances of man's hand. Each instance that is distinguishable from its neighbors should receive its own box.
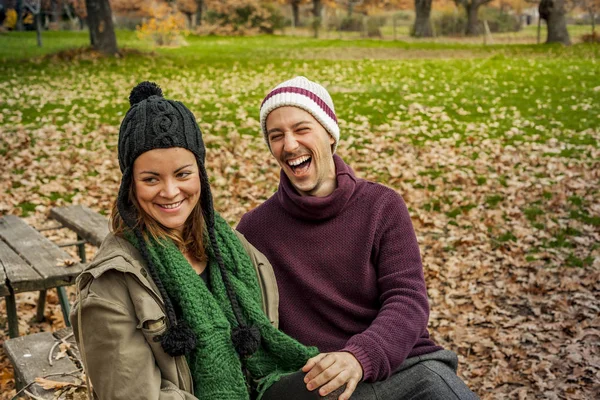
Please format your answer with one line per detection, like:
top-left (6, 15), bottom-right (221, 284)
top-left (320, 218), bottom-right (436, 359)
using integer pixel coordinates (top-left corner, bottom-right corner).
top-left (302, 352), bottom-right (363, 400)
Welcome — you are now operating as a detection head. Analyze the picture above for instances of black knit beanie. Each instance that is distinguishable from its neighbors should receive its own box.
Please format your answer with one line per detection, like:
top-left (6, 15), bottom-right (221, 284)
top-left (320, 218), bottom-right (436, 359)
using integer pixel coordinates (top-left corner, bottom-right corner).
top-left (117, 81), bottom-right (260, 358)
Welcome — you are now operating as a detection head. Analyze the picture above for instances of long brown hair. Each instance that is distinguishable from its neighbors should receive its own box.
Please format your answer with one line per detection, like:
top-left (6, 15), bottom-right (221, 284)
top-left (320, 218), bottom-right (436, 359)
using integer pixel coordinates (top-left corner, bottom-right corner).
top-left (111, 183), bottom-right (207, 262)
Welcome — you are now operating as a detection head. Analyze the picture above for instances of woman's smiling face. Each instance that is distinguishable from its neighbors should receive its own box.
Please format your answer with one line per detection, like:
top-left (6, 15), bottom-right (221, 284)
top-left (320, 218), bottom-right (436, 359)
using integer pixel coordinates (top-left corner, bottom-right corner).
top-left (133, 147), bottom-right (200, 233)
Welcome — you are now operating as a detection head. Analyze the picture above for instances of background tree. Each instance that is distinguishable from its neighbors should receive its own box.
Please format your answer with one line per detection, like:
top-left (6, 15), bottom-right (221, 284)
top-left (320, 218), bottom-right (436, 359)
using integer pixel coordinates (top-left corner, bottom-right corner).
top-left (579, 0), bottom-right (599, 33)
top-left (85, 0), bottom-right (118, 54)
top-left (412, 0), bottom-right (433, 37)
top-left (177, 0), bottom-right (198, 26)
top-left (111, 0), bottom-right (145, 15)
top-left (539, 0), bottom-right (571, 44)
top-left (194, 0), bottom-right (203, 26)
top-left (275, 0), bottom-right (309, 27)
top-left (23, 0), bottom-right (42, 45)
top-left (311, 0), bottom-right (322, 37)
top-left (335, 0), bottom-right (364, 16)
top-left (41, 0), bottom-right (62, 29)
top-left (453, 0), bottom-right (494, 35)
top-left (16, 0), bottom-right (24, 30)
top-left (291, 0), bottom-right (303, 26)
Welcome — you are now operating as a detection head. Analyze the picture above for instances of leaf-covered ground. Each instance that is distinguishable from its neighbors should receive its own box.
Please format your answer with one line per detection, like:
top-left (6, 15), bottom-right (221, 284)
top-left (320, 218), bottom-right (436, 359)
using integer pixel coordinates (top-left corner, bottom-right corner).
top-left (0, 33), bottom-right (599, 399)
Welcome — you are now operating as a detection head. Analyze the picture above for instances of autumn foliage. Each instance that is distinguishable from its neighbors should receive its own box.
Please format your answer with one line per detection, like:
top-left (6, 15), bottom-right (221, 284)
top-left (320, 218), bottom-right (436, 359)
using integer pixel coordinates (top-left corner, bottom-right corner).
top-left (198, 0), bottom-right (285, 35)
top-left (136, 1), bottom-right (189, 46)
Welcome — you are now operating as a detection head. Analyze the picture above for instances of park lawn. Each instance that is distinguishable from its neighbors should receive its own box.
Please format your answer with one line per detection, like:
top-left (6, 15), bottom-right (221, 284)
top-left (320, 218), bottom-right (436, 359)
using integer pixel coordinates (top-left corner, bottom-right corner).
top-left (0, 31), bottom-right (599, 399)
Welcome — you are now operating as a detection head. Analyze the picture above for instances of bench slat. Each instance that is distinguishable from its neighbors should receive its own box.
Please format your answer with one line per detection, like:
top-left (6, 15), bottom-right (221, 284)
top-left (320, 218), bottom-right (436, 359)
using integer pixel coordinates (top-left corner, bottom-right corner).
top-left (0, 238), bottom-right (40, 294)
top-left (3, 331), bottom-right (79, 399)
top-left (0, 216), bottom-right (82, 290)
top-left (50, 205), bottom-right (110, 247)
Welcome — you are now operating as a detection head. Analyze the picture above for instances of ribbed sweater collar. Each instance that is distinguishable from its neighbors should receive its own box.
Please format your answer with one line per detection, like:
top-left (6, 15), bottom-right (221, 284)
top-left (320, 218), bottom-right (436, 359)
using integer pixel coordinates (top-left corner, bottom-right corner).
top-left (276, 154), bottom-right (357, 220)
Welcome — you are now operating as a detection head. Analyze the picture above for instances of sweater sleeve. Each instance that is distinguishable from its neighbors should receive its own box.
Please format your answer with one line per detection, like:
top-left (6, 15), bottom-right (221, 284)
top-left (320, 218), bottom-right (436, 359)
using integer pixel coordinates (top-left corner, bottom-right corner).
top-left (341, 190), bottom-right (430, 382)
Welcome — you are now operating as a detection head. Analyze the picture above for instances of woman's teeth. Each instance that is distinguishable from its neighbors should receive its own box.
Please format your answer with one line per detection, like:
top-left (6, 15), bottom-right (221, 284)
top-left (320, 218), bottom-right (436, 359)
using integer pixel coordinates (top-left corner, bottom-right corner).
top-left (159, 200), bottom-right (183, 209)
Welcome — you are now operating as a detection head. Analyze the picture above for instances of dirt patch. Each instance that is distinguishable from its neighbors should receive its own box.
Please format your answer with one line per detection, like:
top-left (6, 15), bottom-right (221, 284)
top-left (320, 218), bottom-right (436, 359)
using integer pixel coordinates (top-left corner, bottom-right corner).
top-left (34, 47), bottom-right (155, 63)
top-left (294, 47), bottom-right (483, 60)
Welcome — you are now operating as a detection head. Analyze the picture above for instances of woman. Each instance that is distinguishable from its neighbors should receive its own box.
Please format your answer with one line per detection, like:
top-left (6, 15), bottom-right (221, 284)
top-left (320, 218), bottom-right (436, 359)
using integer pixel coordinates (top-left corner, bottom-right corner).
top-left (70, 82), bottom-right (320, 400)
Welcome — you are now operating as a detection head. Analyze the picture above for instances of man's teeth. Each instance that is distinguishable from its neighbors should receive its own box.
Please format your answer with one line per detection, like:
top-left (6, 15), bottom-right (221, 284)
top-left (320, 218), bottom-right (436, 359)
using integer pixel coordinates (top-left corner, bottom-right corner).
top-left (288, 156), bottom-right (311, 167)
top-left (159, 200), bottom-right (183, 209)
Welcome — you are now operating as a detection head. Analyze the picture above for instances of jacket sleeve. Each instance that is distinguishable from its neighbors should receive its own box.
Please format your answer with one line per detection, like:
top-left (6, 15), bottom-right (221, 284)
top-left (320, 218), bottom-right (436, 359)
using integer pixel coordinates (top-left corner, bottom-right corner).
top-left (71, 270), bottom-right (198, 400)
top-left (341, 192), bottom-right (431, 382)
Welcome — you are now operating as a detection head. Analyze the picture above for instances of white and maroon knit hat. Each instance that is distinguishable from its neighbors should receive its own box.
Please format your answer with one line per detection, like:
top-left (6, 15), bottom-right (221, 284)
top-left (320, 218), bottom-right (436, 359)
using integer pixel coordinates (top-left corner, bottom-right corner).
top-left (260, 76), bottom-right (339, 153)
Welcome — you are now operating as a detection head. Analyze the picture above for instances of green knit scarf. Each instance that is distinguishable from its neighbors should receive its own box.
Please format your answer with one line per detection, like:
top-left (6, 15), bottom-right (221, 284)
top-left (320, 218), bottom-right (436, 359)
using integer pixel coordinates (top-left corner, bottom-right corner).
top-left (127, 213), bottom-right (318, 399)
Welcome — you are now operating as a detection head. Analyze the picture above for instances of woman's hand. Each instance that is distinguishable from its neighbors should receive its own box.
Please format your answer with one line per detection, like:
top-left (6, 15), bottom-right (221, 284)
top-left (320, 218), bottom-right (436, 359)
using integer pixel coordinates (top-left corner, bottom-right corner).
top-left (302, 352), bottom-right (363, 400)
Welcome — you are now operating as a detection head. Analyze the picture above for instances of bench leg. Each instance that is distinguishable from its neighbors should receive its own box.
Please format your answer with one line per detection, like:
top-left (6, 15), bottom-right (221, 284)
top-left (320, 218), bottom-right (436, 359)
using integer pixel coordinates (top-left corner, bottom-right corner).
top-left (5, 293), bottom-right (19, 338)
top-left (77, 234), bottom-right (86, 263)
top-left (57, 287), bottom-right (71, 327)
top-left (36, 289), bottom-right (47, 322)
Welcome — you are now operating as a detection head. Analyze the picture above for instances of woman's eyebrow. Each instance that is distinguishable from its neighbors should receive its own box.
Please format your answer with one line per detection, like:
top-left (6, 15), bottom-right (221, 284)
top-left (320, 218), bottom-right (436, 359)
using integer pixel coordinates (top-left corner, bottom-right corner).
top-left (174, 164), bottom-right (194, 173)
top-left (139, 164), bottom-right (193, 175)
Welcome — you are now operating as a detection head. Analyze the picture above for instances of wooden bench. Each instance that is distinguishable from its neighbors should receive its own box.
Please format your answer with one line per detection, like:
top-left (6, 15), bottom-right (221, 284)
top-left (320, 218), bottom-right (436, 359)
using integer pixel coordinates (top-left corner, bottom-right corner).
top-left (0, 205), bottom-right (109, 399)
top-left (3, 327), bottom-right (83, 399)
top-left (0, 216), bottom-right (83, 338)
top-left (49, 205), bottom-right (110, 262)
top-left (1, 205), bottom-right (109, 338)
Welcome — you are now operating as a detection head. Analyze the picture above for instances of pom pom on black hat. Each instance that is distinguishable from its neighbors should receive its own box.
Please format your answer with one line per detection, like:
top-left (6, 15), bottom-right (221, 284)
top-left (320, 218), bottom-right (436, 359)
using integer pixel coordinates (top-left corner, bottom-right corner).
top-left (160, 322), bottom-right (197, 357)
top-left (129, 81), bottom-right (163, 106)
top-left (231, 324), bottom-right (261, 358)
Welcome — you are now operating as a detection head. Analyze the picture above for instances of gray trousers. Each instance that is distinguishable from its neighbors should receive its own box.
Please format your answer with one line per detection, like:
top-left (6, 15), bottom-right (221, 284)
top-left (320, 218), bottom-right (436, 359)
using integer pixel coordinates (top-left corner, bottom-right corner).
top-left (262, 350), bottom-right (479, 400)
top-left (349, 350), bottom-right (479, 400)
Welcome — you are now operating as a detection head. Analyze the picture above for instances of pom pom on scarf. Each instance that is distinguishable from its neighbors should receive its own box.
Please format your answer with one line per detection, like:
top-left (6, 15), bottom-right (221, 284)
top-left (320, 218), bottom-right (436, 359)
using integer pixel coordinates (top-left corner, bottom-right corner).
top-left (161, 322), bottom-right (197, 357)
top-left (232, 324), bottom-right (261, 358)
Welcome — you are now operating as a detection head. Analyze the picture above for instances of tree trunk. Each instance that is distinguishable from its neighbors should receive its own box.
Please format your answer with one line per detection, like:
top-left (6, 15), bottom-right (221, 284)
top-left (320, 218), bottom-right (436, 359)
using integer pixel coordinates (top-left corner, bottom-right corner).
top-left (313, 0), bottom-right (322, 18)
top-left (537, 14), bottom-right (541, 44)
top-left (85, 0), bottom-right (118, 55)
top-left (51, 0), bottom-right (60, 25)
top-left (195, 0), bottom-right (203, 26)
top-left (348, 2), bottom-right (354, 17)
top-left (312, 0), bottom-right (322, 38)
top-left (412, 0), bottom-right (433, 37)
top-left (16, 0), bottom-right (24, 31)
top-left (291, 0), bottom-right (300, 27)
top-left (539, 0), bottom-right (571, 45)
top-left (35, 12), bottom-right (42, 47)
top-left (465, 3), bottom-right (480, 36)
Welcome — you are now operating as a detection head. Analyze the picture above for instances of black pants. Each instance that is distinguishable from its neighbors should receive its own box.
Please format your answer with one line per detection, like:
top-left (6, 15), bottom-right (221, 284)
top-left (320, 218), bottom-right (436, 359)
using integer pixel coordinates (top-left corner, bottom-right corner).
top-left (260, 370), bottom-right (344, 400)
top-left (261, 350), bottom-right (478, 400)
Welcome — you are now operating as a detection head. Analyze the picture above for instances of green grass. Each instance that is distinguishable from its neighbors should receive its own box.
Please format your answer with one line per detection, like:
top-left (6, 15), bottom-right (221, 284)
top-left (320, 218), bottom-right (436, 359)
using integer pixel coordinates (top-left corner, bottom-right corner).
top-left (1, 30), bottom-right (598, 144)
top-left (0, 30), bottom-right (152, 60)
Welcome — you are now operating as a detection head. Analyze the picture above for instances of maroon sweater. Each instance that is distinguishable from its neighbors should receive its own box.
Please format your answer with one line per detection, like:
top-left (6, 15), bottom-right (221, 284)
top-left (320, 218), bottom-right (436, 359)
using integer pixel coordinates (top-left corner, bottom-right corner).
top-left (237, 155), bottom-right (442, 382)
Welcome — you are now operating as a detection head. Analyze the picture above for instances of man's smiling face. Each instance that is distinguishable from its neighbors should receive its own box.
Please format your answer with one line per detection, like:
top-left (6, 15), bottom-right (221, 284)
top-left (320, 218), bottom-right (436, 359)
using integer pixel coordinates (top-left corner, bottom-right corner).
top-left (266, 106), bottom-right (336, 197)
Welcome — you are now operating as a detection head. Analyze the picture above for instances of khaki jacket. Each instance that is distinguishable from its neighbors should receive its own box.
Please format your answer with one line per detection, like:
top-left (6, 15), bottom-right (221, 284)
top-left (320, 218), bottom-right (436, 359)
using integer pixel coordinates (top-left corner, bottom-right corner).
top-left (70, 231), bottom-right (279, 400)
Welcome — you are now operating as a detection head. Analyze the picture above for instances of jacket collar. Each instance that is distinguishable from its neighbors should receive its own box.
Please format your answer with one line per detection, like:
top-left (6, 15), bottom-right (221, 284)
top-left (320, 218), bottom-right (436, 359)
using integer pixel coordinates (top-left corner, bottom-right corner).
top-left (78, 232), bottom-right (162, 300)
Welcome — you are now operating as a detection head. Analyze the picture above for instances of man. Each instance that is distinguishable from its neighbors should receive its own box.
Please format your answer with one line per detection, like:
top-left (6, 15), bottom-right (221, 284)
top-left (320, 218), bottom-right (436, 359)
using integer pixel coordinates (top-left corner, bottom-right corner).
top-left (237, 76), bottom-right (477, 400)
